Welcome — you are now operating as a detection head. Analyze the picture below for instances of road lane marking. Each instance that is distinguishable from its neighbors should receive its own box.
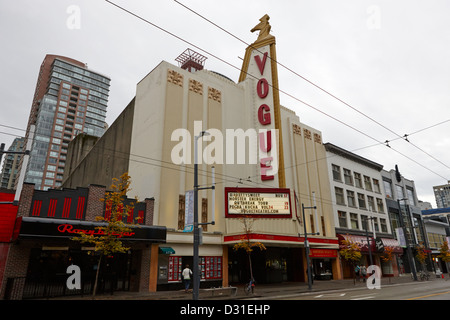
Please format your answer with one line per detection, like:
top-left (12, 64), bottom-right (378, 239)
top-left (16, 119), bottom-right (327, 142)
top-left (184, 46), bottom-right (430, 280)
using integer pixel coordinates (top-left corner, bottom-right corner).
top-left (406, 290), bottom-right (450, 300)
top-left (351, 295), bottom-right (376, 300)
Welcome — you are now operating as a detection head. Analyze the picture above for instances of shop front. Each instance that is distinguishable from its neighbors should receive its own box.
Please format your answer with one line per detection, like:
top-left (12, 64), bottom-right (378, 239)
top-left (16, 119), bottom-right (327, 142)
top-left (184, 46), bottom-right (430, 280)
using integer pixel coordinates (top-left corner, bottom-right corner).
top-left (3, 217), bottom-right (166, 299)
top-left (338, 234), bottom-right (403, 278)
top-left (226, 233), bottom-right (340, 284)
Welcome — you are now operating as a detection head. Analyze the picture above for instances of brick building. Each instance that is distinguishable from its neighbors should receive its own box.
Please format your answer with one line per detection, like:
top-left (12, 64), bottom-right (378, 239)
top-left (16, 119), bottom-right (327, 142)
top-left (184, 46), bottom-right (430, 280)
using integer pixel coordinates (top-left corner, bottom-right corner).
top-left (0, 183), bottom-right (166, 300)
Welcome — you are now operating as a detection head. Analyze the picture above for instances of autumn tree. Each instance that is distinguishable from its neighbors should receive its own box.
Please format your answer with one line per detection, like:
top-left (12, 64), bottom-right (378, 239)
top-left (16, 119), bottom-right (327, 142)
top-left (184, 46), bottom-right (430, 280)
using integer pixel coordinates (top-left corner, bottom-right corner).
top-left (72, 172), bottom-right (137, 298)
top-left (232, 215), bottom-right (266, 285)
top-left (381, 246), bottom-right (394, 283)
top-left (415, 242), bottom-right (428, 272)
top-left (437, 241), bottom-right (450, 279)
top-left (339, 237), bottom-right (362, 284)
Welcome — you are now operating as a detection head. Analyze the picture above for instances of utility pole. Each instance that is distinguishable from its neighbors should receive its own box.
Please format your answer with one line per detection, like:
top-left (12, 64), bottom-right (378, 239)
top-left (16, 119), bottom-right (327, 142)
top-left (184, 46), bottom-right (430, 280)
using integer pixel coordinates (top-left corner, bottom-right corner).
top-left (193, 131), bottom-right (215, 300)
top-left (295, 193), bottom-right (319, 291)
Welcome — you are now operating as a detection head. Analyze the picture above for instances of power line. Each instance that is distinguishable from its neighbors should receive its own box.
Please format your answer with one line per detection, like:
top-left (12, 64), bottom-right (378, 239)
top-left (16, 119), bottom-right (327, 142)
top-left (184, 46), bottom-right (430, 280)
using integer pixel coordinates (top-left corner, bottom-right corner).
top-left (104, 0), bottom-right (450, 181)
top-left (172, 0), bottom-right (450, 174)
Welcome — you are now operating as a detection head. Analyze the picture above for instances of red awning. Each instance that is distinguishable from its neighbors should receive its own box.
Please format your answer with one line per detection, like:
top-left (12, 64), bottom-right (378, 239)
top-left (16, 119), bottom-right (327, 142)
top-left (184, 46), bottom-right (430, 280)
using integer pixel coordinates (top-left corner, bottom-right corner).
top-left (338, 234), bottom-right (374, 252)
top-left (338, 234), bottom-right (403, 254)
top-left (380, 238), bottom-right (403, 253)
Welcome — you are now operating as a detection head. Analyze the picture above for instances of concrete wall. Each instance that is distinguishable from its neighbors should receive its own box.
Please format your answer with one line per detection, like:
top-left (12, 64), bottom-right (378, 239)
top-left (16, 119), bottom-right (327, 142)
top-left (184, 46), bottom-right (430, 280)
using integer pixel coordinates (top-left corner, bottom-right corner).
top-left (62, 98), bottom-right (135, 189)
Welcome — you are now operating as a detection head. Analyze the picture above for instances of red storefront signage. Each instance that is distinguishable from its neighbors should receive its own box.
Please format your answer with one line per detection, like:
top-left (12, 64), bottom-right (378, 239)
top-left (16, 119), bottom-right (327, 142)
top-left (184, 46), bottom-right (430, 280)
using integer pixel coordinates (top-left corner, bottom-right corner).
top-left (309, 248), bottom-right (338, 258)
top-left (0, 192), bottom-right (18, 242)
top-left (57, 223), bottom-right (136, 238)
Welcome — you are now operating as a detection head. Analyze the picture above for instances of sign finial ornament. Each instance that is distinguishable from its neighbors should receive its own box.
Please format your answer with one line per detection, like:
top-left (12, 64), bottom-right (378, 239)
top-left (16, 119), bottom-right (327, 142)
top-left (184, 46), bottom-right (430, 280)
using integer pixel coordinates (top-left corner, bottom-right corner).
top-left (251, 14), bottom-right (272, 41)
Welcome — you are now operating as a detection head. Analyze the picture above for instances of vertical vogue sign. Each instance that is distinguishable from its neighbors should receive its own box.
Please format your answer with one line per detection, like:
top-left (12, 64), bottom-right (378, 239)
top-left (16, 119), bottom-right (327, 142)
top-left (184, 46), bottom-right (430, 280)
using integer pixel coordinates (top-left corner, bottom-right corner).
top-left (254, 50), bottom-right (277, 182)
top-left (225, 187), bottom-right (292, 218)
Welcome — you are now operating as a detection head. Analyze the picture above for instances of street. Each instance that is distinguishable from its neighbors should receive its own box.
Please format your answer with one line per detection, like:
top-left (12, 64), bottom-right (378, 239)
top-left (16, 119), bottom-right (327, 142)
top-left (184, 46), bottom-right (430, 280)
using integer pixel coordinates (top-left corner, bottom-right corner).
top-left (247, 279), bottom-right (450, 300)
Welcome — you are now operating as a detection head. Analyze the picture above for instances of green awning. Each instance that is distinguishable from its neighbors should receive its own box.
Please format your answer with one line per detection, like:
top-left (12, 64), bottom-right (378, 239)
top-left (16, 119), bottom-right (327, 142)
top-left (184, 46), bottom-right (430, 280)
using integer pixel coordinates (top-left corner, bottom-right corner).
top-left (159, 247), bottom-right (175, 255)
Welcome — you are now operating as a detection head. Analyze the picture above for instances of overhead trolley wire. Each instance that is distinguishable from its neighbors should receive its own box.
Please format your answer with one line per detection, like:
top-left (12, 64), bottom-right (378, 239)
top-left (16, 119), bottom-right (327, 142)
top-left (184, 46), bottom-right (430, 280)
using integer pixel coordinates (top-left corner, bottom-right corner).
top-left (172, 0), bottom-right (450, 176)
top-left (105, 0), bottom-right (450, 182)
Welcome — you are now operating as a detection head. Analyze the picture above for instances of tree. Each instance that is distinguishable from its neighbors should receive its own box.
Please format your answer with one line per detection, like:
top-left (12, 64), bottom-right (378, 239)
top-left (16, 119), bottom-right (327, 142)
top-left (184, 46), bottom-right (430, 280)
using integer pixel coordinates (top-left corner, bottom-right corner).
top-left (380, 246), bottom-right (394, 283)
top-left (72, 172), bottom-right (137, 298)
top-left (232, 215), bottom-right (266, 284)
top-left (339, 237), bottom-right (362, 284)
top-left (437, 241), bottom-right (450, 279)
top-left (415, 242), bottom-right (428, 272)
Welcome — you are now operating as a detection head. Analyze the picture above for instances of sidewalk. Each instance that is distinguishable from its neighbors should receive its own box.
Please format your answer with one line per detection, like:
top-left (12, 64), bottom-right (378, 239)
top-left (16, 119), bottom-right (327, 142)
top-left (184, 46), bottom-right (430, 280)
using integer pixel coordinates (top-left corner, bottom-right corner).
top-left (49, 274), bottom-right (447, 300)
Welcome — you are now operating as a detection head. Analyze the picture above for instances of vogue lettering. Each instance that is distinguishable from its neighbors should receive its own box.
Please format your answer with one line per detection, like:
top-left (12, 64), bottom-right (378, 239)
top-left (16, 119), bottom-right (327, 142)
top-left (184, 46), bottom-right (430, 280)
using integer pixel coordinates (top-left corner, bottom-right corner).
top-left (255, 51), bottom-right (274, 181)
top-left (57, 224), bottom-right (136, 238)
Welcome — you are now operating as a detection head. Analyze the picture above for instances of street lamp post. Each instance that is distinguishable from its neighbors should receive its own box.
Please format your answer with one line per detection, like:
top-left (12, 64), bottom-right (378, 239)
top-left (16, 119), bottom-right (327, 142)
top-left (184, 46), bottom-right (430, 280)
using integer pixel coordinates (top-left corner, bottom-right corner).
top-left (300, 202), bottom-right (320, 290)
top-left (193, 131), bottom-right (215, 300)
top-left (363, 216), bottom-right (376, 267)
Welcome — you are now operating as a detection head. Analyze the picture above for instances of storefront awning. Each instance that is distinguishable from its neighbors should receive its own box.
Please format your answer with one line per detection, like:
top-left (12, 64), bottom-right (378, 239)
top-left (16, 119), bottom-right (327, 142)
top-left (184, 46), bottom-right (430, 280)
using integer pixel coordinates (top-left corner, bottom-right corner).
top-left (338, 234), bottom-right (403, 254)
top-left (338, 234), bottom-right (374, 252)
top-left (159, 247), bottom-right (175, 254)
top-left (15, 217), bottom-right (167, 243)
top-left (379, 237), bottom-right (403, 253)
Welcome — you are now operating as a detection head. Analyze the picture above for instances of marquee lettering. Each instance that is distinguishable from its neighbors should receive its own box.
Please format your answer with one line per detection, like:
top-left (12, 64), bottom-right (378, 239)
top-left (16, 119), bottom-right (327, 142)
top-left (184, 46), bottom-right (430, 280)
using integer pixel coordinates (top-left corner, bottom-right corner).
top-left (259, 131), bottom-right (272, 152)
top-left (254, 52), bottom-right (268, 75)
top-left (260, 157), bottom-right (274, 181)
top-left (57, 223), bottom-right (136, 238)
top-left (256, 78), bottom-right (269, 98)
top-left (258, 104), bottom-right (271, 125)
top-left (254, 51), bottom-right (274, 181)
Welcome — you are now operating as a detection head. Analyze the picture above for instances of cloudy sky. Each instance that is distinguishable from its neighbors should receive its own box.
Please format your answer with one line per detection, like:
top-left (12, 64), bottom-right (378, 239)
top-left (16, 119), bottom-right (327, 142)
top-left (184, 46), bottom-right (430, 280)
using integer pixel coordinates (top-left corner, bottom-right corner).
top-left (1, 0), bottom-right (450, 207)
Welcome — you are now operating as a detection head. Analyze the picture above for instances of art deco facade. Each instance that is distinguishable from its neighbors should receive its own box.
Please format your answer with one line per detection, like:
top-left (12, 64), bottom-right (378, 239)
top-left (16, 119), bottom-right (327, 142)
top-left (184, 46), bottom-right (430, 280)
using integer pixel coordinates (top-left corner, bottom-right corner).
top-left (63, 17), bottom-right (342, 289)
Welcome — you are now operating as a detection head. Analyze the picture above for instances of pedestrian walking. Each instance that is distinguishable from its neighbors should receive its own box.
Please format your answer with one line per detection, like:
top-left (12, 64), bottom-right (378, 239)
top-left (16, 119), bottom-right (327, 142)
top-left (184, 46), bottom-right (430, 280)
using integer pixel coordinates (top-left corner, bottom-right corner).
top-left (361, 265), bottom-right (367, 282)
top-left (355, 265), bottom-right (360, 282)
top-left (182, 264), bottom-right (193, 293)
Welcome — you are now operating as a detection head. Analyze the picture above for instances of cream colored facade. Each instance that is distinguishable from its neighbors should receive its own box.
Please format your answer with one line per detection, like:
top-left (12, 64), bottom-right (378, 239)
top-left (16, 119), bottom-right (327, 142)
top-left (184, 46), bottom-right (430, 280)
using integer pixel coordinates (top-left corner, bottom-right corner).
top-left (126, 17), bottom-right (340, 287)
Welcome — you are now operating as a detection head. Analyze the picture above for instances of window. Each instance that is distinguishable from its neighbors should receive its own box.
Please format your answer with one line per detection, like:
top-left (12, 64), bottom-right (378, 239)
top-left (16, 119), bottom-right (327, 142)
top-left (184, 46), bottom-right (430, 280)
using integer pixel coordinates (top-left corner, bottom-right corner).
top-left (46, 172), bottom-right (55, 178)
top-left (47, 165), bottom-right (56, 171)
top-left (361, 215), bottom-right (368, 230)
top-left (338, 211), bottom-right (347, 228)
top-left (367, 196), bottom-right (375, 212)
top-left (344, 169), bottom-right (353, 185)
top-left (395, 185), bottom-right (404, 199)
top-left (347, 190), bottom-right (356, 207)
top-left (54, 125), bottom-right (63, 132)
top-left (376, 198), bottom-right (384, 213)
top-left (58, 106), bottom-right (67, 113)
top-left (384, 180), bottom-right (393, 198)
top-left (373, 179), bottom-right (381, 193)
top-left (358, 193), bottom-right (366, 209)
top-left (406, 188), bottom-right (415, 206)
top-left (354, 173), bottom-right (362, 188)
top-left (380, 218), bottom-right (388, 233)
top-left (332, 165), bottom-right (341, 181)
top-left (364, 176), bottom-right (372, 191)
top-left (350, 213), bottom-right (359, 229)
top-left (335, 187), bottom-right (345, 205)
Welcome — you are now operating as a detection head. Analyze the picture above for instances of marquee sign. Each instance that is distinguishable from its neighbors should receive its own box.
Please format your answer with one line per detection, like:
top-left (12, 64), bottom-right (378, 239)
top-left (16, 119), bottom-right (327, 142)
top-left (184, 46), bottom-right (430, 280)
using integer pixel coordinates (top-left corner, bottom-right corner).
top-left (225, 187), bottom-right (292, 218)
top-left (16, 217), bottom-right (167, 243)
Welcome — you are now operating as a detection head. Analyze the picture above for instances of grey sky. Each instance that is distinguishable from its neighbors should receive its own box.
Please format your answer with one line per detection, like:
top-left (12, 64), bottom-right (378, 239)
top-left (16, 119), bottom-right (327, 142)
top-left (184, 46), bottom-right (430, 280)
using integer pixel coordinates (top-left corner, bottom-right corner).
top-left (1, 0), bottom-right (450, 206)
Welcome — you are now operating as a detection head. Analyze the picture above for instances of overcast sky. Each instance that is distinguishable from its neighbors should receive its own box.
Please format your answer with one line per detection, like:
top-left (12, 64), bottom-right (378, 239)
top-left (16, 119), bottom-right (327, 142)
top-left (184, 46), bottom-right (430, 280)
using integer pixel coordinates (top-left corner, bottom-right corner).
top-left (1, 0), bottom-right (450, 207)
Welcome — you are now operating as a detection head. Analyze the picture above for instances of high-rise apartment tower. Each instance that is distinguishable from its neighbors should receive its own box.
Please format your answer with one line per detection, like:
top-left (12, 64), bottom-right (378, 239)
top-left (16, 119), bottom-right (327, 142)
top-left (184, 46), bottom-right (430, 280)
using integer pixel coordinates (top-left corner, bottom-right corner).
top-left (20, 54), bottom-right (110, 190)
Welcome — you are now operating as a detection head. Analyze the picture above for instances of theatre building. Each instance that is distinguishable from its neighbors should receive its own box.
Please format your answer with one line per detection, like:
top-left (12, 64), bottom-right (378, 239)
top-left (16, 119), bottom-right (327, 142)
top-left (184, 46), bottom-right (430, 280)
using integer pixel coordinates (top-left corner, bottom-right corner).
top-left (0, 183), bottom-right (166, 299)
top-left (62, 15), bottom-right (342, 290)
